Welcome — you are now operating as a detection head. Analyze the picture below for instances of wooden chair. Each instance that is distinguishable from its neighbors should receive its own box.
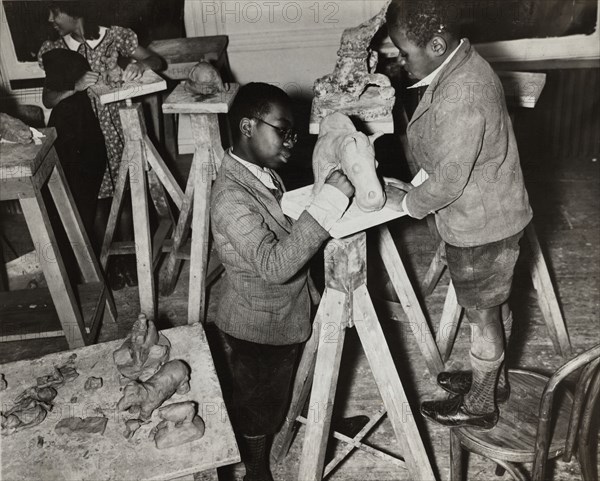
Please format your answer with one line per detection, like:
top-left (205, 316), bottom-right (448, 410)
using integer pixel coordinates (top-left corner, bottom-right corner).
top-left (450, 343), bottom-right (600, 481)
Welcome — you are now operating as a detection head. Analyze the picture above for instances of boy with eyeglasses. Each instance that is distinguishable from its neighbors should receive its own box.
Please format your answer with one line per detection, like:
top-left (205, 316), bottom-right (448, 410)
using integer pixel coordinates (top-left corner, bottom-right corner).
top-left (210, 83), bottom-right (354, 481)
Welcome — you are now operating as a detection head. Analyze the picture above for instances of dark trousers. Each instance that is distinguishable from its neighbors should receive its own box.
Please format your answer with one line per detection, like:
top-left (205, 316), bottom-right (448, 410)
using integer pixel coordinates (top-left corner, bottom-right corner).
top-left (218, 329), bottom-right (300, 437)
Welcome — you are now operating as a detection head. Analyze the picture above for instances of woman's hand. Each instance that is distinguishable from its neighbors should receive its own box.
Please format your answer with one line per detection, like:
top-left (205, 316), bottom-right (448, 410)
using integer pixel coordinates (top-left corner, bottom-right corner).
top-left (74, 71), bottom-right (100, 91)
top-left (122, 62), bottom-right (146, 82)
top-left (325, 170), bottom-right (355, 198)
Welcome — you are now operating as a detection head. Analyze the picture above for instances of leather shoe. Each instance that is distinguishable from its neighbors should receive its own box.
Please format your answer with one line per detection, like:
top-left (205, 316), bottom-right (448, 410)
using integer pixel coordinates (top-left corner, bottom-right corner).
top-left (420, 395), bottom-right (499, 429)
top-left (437, 370), bottom-right (510, 403)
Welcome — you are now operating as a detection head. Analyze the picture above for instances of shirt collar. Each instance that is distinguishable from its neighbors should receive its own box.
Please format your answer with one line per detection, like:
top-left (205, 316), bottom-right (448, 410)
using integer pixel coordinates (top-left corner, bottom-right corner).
top-left (63, 26), bottom-right (107, 51)
top-left (228, 148), bottom-right (278, 190)
top-left (408, 38), bottom-right (465, 89)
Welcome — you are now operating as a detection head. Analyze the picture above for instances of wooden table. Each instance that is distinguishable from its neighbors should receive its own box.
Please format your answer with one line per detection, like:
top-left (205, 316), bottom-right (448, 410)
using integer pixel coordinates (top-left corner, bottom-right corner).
top-left (0, 324), bottom-right (240, 481)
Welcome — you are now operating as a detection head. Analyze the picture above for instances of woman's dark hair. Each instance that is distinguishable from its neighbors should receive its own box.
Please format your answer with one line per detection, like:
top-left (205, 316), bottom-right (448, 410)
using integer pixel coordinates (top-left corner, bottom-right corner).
top-left (49, 1), bottom-right (102, 40)
top-left (229, 83), bottom-right (292, 140)
top-left (386, 0), bottom-right (460, 47)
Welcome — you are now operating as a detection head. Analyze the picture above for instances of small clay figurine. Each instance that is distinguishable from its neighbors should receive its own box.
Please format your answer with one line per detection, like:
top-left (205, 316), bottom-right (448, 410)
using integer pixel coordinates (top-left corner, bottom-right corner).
top-left (102, 66), bottom-right (124, 88)
top-left (84, 377), bottom-right (103, 391)
top-left (184, 60), bottom-right (225, 97)
top-left (312, 112), bottom-right (385, 212)
top-left (113, 314), bottom-right (170, 382)
top-left (117, 360), bottom-right (190, 420)
top-left (0, 374), bottom-right (7, 391)
top-left (55, 416), bottom-right (108, 435)
top-left (152, 401), bottom-right (205, 449)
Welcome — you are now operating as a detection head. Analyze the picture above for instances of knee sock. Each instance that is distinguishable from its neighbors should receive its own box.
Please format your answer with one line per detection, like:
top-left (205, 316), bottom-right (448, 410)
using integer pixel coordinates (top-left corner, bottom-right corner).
top-left (497, 311), bottom-right (513, 391)
top-left (242, 434), bottom-right (273, 481)
top-left (464, 351), bottom-right (504, 414)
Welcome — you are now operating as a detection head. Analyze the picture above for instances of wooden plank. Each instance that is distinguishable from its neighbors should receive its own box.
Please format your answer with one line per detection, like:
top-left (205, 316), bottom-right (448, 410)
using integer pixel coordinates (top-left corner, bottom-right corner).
top-left (353, 284), bottom-right (436, 481)
top-left (298, 287), bottom-right (347, 481)
top-left (377, 225), bottom-right (444, 375)
top-left (436, 281), bottom-right (463, 363)
top-left (0, 324), bottom-right (240, 481)
top-left (272, 311), bottom-right (320, 461)
top-left (0, 128), bottom-right (56, 179)
top-left (526, 224), bottom-right (572, 357)
top-left (143, 137), bottom-right (184, 209)
top-left (421, 241), bottom-right (446, 296)
top-left (19, 191), bottom-right (87, 348)
top-left (89, 70), bottom-right (167, 105)
top-left (162, 83), bottom-right (239, 114)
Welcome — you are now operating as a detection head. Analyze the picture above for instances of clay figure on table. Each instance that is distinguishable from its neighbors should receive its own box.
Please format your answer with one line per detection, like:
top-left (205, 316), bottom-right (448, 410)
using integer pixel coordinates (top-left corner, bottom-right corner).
top-left (152, 401), bottom-right (205, 449)
top-left (117, 360), bottom-right (190, 420)
top-left (184, 60), bottom-right (226, 98)
top-left (312, 112), bottom-right (385, 212)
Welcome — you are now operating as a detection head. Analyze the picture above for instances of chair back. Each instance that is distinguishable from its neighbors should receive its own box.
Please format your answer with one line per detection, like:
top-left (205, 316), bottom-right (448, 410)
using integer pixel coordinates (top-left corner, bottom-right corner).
top-left (533, 343), bottom-right (600, 480)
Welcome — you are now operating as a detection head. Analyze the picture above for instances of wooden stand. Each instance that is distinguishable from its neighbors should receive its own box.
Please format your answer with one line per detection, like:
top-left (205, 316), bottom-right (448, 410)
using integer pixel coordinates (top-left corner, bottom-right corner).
top-left (100, 101), bottom-right (184, 321)
top-left (0, 129), bottom-right (116, 348)
top-left (160, 83), bottom-right (239, 323)
top-left (273, 232), bottom-right (437, 481)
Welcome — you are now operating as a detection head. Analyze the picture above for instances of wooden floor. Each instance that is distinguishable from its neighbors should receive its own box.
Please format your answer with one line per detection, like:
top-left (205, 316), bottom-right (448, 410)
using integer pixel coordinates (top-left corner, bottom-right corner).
top-left (1, 150), bottom-right (599, 480)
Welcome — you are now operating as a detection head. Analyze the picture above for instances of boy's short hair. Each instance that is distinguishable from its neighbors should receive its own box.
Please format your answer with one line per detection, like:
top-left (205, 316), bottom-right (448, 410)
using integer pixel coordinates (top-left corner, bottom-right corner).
top-left (229, 83), bottom-right (291, 139)
top-left (386, 0), bottom-right (460, 47)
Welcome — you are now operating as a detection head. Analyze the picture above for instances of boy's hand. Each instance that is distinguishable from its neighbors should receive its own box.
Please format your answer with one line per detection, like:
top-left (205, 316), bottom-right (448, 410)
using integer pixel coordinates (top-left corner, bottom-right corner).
top-left (325, 170), bottom-right (354, 198)
top-left (383, 178), bottom-right (413, 212)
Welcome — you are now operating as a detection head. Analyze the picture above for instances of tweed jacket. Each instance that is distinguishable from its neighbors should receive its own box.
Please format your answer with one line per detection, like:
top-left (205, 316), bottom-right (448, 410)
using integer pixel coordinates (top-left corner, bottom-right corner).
top-left (210, 153), bottom-right (329, 345)
top-left (405, 39), bottom-right (532, 247)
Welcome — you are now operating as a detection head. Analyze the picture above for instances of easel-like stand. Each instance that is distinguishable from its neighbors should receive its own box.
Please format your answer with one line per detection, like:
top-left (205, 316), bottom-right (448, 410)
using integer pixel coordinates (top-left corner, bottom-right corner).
top-left (273, 232), bottom-right (436, 480)
top-left (159, 83), bottom-right (239, 323)
top-left (100, 75), bottom-right (185, 321)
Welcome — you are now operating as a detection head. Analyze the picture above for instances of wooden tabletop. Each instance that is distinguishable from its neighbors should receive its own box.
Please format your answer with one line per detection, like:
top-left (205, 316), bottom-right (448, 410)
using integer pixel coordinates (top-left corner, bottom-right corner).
top-left (0, 323), bottom-right (240, 481)
top-left (0, 128), bottom-right (56, 179)
top-left (162, 83), bottom-right (239, 114)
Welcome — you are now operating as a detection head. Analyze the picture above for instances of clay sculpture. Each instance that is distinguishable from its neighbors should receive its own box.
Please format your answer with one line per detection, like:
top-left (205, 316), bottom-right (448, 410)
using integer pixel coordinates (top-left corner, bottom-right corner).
top-left (313, 1), bottom-right (394, 121)
top-left (0, 112), bottom-right (33, 144)
top-left (312, 112), bottom-right (385, 212)
top-left (1, 386), bottom-right (57, 435)
top-left (113, 314), bottom-right (170, 382)
top-left (184, 60), bottom-right (225, 97)
top-left (55, 416), bottom-right (108, 435)
top-left (84, 376), bottom-right (103, 391)
top-left (152, 401), bottom-right (205, 449)
top-left (117, 360), bottom-right (190, 420)
top-left (123, 419), bottom-right (142, 440)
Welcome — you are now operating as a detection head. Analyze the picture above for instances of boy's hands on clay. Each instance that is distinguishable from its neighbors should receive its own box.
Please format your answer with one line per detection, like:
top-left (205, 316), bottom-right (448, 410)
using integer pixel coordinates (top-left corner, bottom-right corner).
top-left (75, 72), bottom-right (100, 91)
top-left (383, 177), bottom-right (414, 211)
top-left (325, 170), bottom-right (355, 198)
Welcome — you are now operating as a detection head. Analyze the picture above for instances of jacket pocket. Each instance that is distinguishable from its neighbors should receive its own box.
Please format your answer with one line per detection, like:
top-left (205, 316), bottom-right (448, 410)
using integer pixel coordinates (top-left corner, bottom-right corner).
top-left (444, 181), bottom-right (487, 232)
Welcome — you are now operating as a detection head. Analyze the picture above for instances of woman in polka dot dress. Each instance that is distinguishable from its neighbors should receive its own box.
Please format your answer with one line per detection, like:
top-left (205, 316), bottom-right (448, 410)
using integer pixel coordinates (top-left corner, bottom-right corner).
top-left (38, 1), bottom-right (163, 289)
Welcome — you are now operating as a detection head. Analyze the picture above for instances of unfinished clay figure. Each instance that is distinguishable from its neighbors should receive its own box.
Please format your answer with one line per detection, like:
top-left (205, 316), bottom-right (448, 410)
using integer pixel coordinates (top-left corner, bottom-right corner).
top-left (184, 60), bottom-right (225, 97)
top-left (55, 416), bottom-right (108, 435)
top-left (152, 401), bottom-right (205, 449)
top-left (117, 360), bottom-right (190, 420)
top-left (84, 377), bottom-right (103, 391)
top-left (313, 1), bottom-right (394, 120)
top-left (312, 112), bottom-right (385, 212)
top-left (113, 314), bottom-right (170, 382)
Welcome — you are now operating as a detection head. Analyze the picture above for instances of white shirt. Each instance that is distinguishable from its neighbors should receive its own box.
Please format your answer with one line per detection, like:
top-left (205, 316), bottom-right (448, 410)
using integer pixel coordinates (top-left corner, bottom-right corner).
top-left (63, 26), bottom-right (108, 51)
top-left (402, 39), bottom-right (464, 215)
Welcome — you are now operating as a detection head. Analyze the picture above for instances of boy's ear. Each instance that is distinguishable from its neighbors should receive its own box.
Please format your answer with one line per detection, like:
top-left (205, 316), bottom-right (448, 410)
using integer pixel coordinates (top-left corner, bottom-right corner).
top-left (430, 35), bottom-right (447, 57)
top-left (240, 117), bottom-right (253, 138)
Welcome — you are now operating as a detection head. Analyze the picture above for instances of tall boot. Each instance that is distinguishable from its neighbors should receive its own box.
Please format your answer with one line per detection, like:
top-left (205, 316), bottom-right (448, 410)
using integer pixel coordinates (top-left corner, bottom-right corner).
top-left (241, 434), bottom-right (274, 481)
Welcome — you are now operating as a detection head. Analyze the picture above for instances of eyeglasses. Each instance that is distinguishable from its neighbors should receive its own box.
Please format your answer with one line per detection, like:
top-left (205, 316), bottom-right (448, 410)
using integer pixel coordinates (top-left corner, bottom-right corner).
top-left (252, 117), bottom-right (298, 144)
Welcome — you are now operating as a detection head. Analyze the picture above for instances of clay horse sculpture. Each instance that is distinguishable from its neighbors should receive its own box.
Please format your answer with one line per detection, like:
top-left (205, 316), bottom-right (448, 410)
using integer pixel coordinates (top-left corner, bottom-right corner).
top-left (312, 112), bottom-right (385, 213)
top-left (313, 1), bottom-right (394, 121)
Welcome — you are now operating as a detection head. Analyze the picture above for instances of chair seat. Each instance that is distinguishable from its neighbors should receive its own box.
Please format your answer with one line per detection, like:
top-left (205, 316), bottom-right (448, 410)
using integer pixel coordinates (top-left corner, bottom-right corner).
top-left (455, 369), bottom-right (574, 463)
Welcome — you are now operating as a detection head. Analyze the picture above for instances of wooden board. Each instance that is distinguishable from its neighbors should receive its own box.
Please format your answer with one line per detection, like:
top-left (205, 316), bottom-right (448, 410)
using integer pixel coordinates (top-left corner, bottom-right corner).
top-left (0, 324), bottom-right (240, 481)
top-left (281, 169), bottom-right (428, 239)
top-left (162, 83), bottom-right (239, 114)
top-left (0, 129), bottom-right (56, 179)
top-left (90, 70), bottom-right (167, 105)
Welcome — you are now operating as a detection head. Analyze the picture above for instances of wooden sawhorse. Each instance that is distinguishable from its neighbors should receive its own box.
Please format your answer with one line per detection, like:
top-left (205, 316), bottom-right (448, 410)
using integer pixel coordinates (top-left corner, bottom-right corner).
top-left (100, 98), bottom-right (185, 321)
top-left (159, 83), bottom-right (239, 324)
top-left (0, 129), bottom-right (115, 348)
top-left (272, 232), bottom-right (437, 480)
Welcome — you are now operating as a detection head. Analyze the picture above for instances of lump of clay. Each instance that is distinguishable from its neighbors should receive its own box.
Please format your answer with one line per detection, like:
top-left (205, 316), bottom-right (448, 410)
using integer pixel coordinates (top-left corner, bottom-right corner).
top-left (1, 404), bottom-right (47, 435)
top-left (184, 60), bottom-right (225, 97)
top-left (117, 360), bottom-right (190, 421)
top-left (113, 313), bottom-right (170, 382)
top-left (0, 112), bottom-right (33, 144)
top-left (84, 377), bottom-right (103, 391)
top-left (55, 416), bottom-right (108, 435)
top-left (102, 66), bottom-right (123, 88)
top-left (0, 374), bottom-right (7, 391)
top-left (312, 112), bottom-right (385, 212)
top-left (152, 401), bottom-right (205, 449)
top-left (123, 419), bottom-right (142, 440)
